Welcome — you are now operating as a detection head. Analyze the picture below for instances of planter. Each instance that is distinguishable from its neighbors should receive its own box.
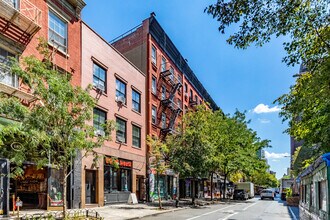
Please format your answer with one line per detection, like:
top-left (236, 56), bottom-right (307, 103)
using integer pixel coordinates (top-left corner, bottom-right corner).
top-left (286, 196), bottom-right (299, 206)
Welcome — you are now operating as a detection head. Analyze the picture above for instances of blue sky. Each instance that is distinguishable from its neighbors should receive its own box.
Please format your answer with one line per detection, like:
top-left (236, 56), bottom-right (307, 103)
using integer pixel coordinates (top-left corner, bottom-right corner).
top-left (82, 0), bottom-right (298, 179)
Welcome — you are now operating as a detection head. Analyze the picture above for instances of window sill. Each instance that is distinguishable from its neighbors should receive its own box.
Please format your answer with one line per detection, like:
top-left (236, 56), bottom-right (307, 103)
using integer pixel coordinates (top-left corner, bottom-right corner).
top-left (132, 146), bottom-right (142, 150)
top-left (152, 92), bottom-right (157, 96)
top-left (115, 100), bottom-right (127, 108)
top-left (151, 62), bottom-right (157, 71)
top-left (92, 86), bottom-right (107, 97)
top-left (132, 109), bottom-right (141, 115)
top-left (48, 42), bottom-right (69, 57)
top-left (116, 141), bottom-right (127, 146)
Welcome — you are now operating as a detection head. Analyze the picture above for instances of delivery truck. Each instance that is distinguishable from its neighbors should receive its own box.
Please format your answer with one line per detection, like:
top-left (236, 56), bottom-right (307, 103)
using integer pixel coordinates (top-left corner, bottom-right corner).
top-left (235, 182), bottom-right (254, 199)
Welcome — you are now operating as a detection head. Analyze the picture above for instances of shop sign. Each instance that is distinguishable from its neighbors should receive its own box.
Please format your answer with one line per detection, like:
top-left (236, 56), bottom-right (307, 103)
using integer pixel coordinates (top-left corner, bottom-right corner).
top-left (105, 157), bottom-right (132, 168)
top-left (16, 201), bottom-right (23, 207)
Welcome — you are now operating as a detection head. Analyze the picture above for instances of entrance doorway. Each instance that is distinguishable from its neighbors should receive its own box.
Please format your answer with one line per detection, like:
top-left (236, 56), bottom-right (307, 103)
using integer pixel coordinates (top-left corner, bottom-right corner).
top-left (85, 170), bottom-right (96, 204)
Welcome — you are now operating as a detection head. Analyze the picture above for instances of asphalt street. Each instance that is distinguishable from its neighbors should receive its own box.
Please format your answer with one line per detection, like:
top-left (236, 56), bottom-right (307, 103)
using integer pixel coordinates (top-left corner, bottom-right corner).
top-left (142, 196), bottom-right (297, 220)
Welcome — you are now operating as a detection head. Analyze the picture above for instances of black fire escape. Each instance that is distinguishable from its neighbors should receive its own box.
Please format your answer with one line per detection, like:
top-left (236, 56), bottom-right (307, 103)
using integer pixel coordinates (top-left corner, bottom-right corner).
top-left (160, 68), bottom-right (182, 137)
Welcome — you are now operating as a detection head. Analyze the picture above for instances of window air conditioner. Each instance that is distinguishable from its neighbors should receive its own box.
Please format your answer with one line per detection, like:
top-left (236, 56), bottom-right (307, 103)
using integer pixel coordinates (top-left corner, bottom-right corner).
top-left (95, 83), bottom-right (105, 91)
top-left (94, 129), bottom-right (105, 137)
top-left (116, 135), bottom-right (125, 143)
top-left (116, 96), bottom-right (126, 104)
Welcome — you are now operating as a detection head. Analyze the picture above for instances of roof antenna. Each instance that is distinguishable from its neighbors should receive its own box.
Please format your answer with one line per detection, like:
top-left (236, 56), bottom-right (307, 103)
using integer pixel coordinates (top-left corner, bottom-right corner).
top-left (150, 12), bottom-right (156, 17)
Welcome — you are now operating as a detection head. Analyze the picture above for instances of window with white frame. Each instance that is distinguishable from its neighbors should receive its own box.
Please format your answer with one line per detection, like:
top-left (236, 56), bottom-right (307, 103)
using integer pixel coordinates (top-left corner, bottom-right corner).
top-left (152, 106), bottom-right (157, 124)
top-left (93, 63), bottom-right (106, 92)
top-left (116, 79), bottom-right (126, 103)
top-left (152, 76), bottom-right (157, 94)
top-left (116, 117), bottom-right (126, 143)
top-left (161, 113), bottom-right (166, 129)
top-left (319, 181), bottom-right (326, 211)
top-left (161, 57), bottom-right (166, 72)
top-left (0, 47), bottom-right (17, 88)
top-left (93, 108), bottom-right (106, 134)
top-left (161, 85), bottom-right (166, 100)
top-left (169, 66), bottom-right (174, 81)
top-left (48, 11), bottom-right (68, 53)
top-left (132, 125), bottom-right (141, 148)
top-left (151, 46), bottom-right (157, 64)
top-left (132, 89), bottom-right (141, 112)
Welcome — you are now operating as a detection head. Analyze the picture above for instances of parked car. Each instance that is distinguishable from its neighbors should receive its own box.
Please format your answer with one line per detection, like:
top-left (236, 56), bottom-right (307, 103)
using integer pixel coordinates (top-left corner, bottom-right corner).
top-left (260, 189), bottom-right (275, 200)
top-left (233, 189), bottom-right (249, 200)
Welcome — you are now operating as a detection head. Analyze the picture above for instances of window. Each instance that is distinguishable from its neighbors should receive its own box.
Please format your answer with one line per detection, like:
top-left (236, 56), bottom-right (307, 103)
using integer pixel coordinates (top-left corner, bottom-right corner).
top-left (152, 106), bottom-right (157, 124)
top-left (132, 125), bottom-right (141, 148)
top-left (184, 105), bottom-right (188, 113)
top-left (151, 46), bottom-right (157, 64)
top-left (177, 99), bottom-right (182, 108)
top-left (104, 165), bottom-right (131, 192)
top-left (48, 11), bottom-right (67, 52)
top-left (169, 66), bottom-right (174, 81)
top-left (161, 85), bottom-right (166, 100)
top-left (319, 181), bottom-right (326, 211)
top-left (132, 89), bottom-right (141, 112)
top-left (161, 57), bottom-right (166, 72)
top-left (161, 113), bottom-right (166, 129)
top-left (184, 83), bottom-right (188, 93)
top-left (0, 48), bottom-right (17, 88)
top-left (152, 76), bottom-right (157, 94)
top-left (116, 79), bottom-right (126, 103)
top-left (200, 99), bottom-right (203, 105)
top-left (195, 95), bottom-right (198, 102)
top-left (93, 63), bottom-right (106, 92)
top-left (93, 108), bottom-right (106, 133)
top-left (116, 117), bottom-right (126, 143)
top-left (190, 89), bottom-right (193, 99)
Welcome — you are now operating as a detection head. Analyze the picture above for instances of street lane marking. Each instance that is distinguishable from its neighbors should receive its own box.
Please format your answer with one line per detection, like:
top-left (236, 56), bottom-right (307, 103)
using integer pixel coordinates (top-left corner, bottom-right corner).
top-left (220, 212), bottom-right (238, 220)
top-left (242, 202), bottom-right (258, 210)
top-left (186, 204), bottom-right (238, 220)
top-left (288, 206), bottom-right (298, 220)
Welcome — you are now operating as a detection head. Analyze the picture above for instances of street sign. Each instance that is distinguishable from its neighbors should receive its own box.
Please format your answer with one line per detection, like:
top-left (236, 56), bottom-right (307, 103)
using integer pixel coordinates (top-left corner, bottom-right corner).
top-left (16, 201), bottom-right (22, 207)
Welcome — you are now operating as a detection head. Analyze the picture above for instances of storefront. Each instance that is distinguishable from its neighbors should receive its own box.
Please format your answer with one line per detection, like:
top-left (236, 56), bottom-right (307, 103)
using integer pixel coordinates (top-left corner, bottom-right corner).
top-left (149, 169), bottom-right (178, 201)
top-left (103, 156), bottom-right (133, 203)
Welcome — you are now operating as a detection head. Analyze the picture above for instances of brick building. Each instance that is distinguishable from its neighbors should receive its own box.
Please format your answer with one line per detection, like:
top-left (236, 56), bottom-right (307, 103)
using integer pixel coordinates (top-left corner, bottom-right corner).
top-left (0, 0), bottom-right (85, 211)
top-left (112, 14), bottom-right (218, 201)
top-left (80, 22), bottom-right (146, 206)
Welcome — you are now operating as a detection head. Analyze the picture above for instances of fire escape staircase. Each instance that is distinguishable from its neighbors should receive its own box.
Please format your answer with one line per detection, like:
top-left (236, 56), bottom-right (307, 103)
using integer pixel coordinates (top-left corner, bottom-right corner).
top-left (160, 69), bottom-right (182, 135)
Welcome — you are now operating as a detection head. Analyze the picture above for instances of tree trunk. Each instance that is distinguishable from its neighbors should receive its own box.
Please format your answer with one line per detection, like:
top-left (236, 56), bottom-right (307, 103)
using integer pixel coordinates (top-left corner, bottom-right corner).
top-left (210, 172), bottom-right (213, 201)
top-left (156, 172), bottom-right (162, 209)
top-left (223, 173), bottom-right (227, 199)
top-left (62, 166), bottom-right (67, 219)
top-left (192, 179), bottom-right (196, 206)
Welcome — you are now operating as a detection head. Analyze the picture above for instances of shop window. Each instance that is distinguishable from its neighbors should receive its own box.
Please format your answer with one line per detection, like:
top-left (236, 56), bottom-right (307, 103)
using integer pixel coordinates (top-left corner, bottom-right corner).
top-left (48, 11), bottom-right (67, 53)
top-left (319, 181), bottom-right (326, 211)
top-left (132, 125), bottom-right (141, 148)
top-left (93, 63), bottom-right (106, 92)
top-left (132, 89), bottom-right (141, 112)
top-left (116, 117), bottom-right (127, 143)
top-left (121, 169), bottom-right (131, 191)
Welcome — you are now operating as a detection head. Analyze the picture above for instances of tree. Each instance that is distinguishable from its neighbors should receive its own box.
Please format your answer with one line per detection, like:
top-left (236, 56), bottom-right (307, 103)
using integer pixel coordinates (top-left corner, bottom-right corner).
top-left (206, 0), bottom-right (329, 157)
top-left (0, 47), bottom-right (114, 217)
top-left (210, 110), bottom-right (270, 198)
top-left (146, 135), bottom-right (169, 209)
top-left (167, 106), bottom-right (214, 205)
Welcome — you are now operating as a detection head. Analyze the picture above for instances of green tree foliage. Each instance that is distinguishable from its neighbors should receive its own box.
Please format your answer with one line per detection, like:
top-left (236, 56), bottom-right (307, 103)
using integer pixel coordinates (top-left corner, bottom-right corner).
top-left (146, 135), bottom-right (169, 209)
top-left (0, 50), bottom-right (114, 215)
top-left (250, 169), bottom-right (278, 188)
top-left (167, 106), bottom-right (214, 205)
top-left (206, 0), bottom-right (329, 159)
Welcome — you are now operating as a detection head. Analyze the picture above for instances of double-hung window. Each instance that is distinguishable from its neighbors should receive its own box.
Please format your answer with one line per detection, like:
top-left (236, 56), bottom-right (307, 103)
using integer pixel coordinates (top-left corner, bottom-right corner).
top-left (93, 108), bottom-right (106, 135)
top-left (93, 63), bottom-right (106, 92)
top-left (161, 113), bottom-right (166, 129)
top-left (0, 48), bottom-right (17, 88)
top-left (151, 46), bottom-right (157, 65)
top-left (116, 117), bottom-right (127, 143)
top-left (152, 106), bottom-right (157, 124)
top-left (48, 11), bottom-right (68, 53)
top-left (169, 66), bottom-right (174, 81)
top-left (152, 76), bottom-right (157, 94)
top-left (132, 89), bottom-right (141, 112)
top-left (161, 57), bottom-right (166, 72)
top-left (132, 125), bottom-right (141, 148)
top-left (116, 79), bottom-right (126, 104)
top-left (161, 85), bottom-right (166, 100)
